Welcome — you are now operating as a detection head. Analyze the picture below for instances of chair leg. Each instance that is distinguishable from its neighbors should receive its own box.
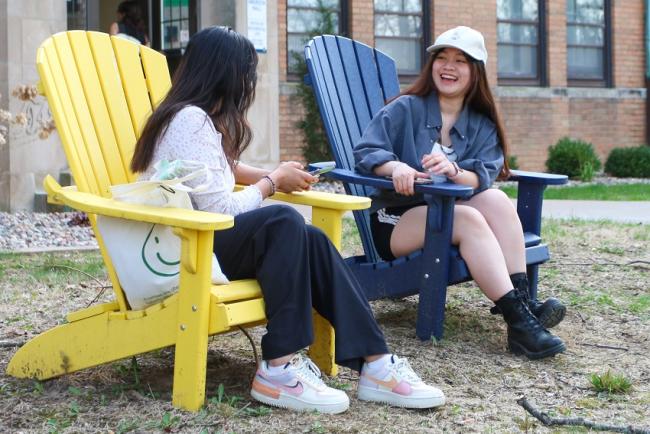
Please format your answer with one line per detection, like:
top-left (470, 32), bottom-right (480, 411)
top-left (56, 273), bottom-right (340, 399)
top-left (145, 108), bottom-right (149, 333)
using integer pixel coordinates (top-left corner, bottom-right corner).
top-left (172, 230), bottom-right (214, 411)
top-left (308, 311), bottom-right (338, 376)
top-left (309, 208), bottom-right (345, 375)
top-left (526, 264), bottom-right (540, 302)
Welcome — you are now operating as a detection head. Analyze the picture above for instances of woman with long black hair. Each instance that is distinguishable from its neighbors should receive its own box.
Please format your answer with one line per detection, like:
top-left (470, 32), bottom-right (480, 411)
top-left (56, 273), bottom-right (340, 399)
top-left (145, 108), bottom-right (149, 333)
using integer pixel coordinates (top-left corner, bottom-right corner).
top-left (132, 26), bottom-right (444, 414)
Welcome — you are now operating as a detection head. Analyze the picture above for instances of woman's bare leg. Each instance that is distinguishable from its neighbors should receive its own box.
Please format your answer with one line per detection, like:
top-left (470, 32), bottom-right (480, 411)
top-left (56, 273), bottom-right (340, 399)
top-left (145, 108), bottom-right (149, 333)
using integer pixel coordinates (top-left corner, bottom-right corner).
top-left (390, 204), bottom-right (512, 301)
top-left (459, 189), bottom-right (526, 274)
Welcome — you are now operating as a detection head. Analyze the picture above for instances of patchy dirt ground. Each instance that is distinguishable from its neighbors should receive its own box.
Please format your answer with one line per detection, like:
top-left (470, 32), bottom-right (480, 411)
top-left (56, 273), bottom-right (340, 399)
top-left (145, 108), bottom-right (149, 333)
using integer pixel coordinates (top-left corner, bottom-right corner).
top-left (0, 218), bottom-right (649, 433)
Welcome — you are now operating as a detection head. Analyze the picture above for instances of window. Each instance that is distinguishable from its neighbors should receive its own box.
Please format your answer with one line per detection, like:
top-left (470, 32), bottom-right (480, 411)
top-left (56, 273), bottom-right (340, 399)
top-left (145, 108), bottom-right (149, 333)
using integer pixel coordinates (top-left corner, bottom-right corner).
top-left (566, 0), bottom-right (611, 85)
top-left (287, 0), bottom-right (345, 73)
top-left (497, 0), bottom-right (545, 85)
top-left (374, 0), bottom-right (427, 75)
top-left (67, 0), bottom-right (87, 30)
top-left (161, 0), bottom-right (191, 51)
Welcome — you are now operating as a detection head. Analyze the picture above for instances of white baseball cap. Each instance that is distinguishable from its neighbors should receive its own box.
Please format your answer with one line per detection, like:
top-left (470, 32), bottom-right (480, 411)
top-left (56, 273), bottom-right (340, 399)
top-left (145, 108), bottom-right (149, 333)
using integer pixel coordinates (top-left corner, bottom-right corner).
top-left (426, 26), bottom-right (488, 64)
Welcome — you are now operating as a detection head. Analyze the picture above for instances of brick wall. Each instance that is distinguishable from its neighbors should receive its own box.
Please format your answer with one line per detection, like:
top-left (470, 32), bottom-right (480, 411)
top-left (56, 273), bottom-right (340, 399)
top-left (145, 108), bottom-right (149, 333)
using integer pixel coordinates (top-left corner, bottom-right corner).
top-left (277, 0), bottom-right (647, 172)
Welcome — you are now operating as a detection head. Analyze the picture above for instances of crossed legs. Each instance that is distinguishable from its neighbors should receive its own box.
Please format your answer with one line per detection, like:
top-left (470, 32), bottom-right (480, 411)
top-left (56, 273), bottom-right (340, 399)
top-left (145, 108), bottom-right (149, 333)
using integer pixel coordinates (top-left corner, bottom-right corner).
top-left (390, 188), bottom-right (522, 301)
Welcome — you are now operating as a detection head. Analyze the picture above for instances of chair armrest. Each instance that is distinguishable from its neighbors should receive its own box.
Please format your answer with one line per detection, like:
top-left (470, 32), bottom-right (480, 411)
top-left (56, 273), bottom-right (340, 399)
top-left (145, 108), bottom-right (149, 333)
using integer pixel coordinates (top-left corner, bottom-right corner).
top-left (509, 170), bottom-right (568, 185)
top-left (44, 175), bottom-right (234, 231)
top-left (317, 167), bottom-right (474, 199)
top-left (234, 184), bottom-right (370, 211)
top-left (507, 171), bottom-right (567, 236)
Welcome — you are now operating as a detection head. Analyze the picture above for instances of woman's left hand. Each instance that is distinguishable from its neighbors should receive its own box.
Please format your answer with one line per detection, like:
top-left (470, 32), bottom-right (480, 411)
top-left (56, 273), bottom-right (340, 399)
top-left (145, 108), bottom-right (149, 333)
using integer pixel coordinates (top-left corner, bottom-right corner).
top-left (421, 153), bottom-right (456, 177)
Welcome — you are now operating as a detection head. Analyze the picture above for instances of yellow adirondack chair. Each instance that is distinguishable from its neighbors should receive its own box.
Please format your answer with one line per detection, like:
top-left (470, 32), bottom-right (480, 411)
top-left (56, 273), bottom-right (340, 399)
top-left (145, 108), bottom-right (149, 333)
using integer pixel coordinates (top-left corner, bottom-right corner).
top-left (6, 31), bottom-right (370, 411)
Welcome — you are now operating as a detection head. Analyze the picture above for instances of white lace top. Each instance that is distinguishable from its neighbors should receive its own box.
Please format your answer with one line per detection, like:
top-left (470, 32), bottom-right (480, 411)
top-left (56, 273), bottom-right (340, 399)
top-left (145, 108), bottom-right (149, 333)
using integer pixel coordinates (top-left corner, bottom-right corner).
top-left (140, 105), bottom-right (263, 216)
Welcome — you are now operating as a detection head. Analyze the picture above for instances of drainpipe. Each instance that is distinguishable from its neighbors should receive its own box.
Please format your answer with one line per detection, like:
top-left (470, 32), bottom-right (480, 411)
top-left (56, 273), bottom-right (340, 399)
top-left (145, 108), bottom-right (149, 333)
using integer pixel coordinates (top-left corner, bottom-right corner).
top-left (646, 0), bottom-right (650, 144)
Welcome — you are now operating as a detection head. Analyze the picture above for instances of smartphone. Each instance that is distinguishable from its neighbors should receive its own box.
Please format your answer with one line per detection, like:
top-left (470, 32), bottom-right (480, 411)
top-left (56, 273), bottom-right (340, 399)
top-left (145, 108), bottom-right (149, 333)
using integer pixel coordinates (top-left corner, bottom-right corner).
top-left (308, 164), bottom-right (336, 176)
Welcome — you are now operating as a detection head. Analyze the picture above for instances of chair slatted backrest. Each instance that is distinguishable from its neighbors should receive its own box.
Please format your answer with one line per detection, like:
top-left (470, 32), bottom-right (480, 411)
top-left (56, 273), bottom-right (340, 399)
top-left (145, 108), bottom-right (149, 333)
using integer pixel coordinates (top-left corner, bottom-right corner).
top-left (305, 35), bottom-right (400, 262)
top-left (37, 31), bottom-right (171, 310)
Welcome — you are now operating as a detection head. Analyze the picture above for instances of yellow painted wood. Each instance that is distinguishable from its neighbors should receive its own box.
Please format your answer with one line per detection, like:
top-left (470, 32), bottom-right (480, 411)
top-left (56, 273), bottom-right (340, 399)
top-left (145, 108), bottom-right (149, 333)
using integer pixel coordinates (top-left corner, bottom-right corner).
top-left (44, 176), bottom-right (234, 231)
top-left (274, 189), bottom-right (370, 210)
top-left (68, 32), bottom-right (129, 186)
top-left (173, 228), bottom-right (198, 274)
top-left (52, 32), bottom-right (112, 196)
top-left (111, 36), bottom-right (152, 137)
top-left (38, 38), bottom-right (96, 194)
top-left (172, 230), bottom-right (213, 411)
top-left (140, 45), bottom-right (171, 108)
top-left (66, 301), bottom-right (120, 322)
top-left (309, 312), bottom-right (337, 376)
top-left (87, 32), bottom-right (138, 182)
top-left (311, 208), bottom-right (345, 251)
top-left (211, 279), bottom-right (261, 303)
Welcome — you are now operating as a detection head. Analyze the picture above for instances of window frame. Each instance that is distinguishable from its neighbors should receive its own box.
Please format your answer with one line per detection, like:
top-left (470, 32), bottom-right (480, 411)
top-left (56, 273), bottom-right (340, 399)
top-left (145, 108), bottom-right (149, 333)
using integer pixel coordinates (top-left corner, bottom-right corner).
top-left (373, 0), bottom-right (431, 79)
top-left (286, 0), bottom-right (349, 78)
top-left (496, 0), bottom-right (547, 87)
top-left (566, 0), bottom-right (612, 87)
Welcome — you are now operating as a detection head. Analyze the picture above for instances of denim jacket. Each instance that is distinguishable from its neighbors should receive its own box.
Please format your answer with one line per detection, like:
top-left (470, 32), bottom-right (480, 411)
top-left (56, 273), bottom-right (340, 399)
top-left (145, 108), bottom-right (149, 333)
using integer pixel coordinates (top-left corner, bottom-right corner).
top-left (354, 92), bottom-right (504, 212)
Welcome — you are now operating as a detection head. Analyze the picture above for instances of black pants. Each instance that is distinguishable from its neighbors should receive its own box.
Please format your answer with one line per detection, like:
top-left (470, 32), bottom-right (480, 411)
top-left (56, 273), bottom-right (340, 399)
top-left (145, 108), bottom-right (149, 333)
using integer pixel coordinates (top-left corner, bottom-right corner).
top-left (213, 205), bottom-right (388, 372)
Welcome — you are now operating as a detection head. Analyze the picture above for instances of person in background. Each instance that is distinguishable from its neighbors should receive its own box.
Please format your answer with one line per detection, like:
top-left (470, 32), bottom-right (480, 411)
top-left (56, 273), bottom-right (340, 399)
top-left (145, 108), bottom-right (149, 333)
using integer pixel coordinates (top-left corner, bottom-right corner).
top-left (354, 26), bottom-right (567, 361)
top-left (109, 0), bottom-right (150, 46)
top-left (131, 26), bottom-right (446, 414)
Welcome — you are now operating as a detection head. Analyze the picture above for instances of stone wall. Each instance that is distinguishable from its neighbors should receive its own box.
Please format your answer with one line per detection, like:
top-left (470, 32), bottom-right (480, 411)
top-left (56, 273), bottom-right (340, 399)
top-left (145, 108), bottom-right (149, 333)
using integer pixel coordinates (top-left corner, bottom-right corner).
top-left (0, 0), bottom-right (68, 211)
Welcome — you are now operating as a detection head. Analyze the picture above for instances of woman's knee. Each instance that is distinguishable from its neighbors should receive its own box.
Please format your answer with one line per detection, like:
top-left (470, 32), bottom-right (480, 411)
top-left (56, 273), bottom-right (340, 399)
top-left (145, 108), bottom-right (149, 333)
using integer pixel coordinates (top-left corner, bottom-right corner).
top-left (454, 206), bottom-right (490, 235)
top-left (267, 205), bottom-right (306, 229)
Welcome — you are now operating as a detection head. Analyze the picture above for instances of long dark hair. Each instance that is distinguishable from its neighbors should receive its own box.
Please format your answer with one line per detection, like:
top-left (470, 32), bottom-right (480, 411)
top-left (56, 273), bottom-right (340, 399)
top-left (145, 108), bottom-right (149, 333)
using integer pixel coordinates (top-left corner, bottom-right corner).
top-left (401, 51), bottom-right (510, 178)
top-left (131, 26), bottom-right (258, 173)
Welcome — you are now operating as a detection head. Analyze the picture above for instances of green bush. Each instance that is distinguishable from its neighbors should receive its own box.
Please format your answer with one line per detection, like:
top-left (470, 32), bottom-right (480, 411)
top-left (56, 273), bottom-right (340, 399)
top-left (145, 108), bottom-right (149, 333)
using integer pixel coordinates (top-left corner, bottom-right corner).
top-left (293, 1), bottom-right (336, 163)
top-left (604, 145), bottom-right (650, 178)
top-left (507, 155), bottom-right (519, 170)
top-left (546, 137), bottom-right (601, 179)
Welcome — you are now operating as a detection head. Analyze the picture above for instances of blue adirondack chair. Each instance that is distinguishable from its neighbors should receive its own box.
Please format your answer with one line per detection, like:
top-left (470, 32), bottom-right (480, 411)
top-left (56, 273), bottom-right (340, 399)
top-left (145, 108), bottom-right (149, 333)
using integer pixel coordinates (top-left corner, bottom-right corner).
top-left (304, 35), bottom-right (568, 341)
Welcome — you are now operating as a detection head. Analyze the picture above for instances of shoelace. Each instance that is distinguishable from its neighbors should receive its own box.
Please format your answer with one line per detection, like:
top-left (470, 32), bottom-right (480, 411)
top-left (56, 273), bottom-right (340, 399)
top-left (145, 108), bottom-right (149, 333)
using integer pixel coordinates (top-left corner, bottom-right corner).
top-left (289, 355), bottom-right (325, 388)
top-left (389, 356), bottom-right (422, 384)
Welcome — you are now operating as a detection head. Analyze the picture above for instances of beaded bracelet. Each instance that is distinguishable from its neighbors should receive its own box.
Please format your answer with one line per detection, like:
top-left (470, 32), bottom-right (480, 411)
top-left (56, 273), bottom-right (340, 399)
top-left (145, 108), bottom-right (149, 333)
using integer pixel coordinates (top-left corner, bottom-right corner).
top-left (262, 175), bottom-right (276, 196)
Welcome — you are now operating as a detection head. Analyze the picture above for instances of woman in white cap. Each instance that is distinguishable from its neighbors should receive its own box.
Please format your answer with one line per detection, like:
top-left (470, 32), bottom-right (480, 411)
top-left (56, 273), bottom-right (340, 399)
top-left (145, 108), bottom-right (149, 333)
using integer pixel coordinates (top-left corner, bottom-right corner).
top-left (354, 26), bottom-right (567, 360)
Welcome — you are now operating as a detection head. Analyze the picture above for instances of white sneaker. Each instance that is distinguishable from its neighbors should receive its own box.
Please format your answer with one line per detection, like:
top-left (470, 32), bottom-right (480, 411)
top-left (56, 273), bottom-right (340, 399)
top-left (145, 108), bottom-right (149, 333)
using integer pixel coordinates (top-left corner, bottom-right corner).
top-left (251, 354), bottom-right (350, 414)
top-left (358, 355), bottom-right (445, 408)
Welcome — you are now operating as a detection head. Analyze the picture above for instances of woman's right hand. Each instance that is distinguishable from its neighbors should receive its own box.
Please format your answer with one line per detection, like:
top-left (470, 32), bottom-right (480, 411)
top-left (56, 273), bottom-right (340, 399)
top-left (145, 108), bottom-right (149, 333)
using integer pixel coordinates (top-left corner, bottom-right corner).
top-left (391, 162), bottom-right (429, 196)
top-left (268, 161), bottom-right (318, 193)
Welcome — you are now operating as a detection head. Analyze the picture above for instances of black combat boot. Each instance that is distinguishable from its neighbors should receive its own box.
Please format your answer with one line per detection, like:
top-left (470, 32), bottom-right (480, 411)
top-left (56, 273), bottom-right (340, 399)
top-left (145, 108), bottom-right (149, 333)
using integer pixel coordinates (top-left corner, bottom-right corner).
top-left (495, 289), bottom-right (566, 360)
top-left (490, 273), bottom-right (566, 329)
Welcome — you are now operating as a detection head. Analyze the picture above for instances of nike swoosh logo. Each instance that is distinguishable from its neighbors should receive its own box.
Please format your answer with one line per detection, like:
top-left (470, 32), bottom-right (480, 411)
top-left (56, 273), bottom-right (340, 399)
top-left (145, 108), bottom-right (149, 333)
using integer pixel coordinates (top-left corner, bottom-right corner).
top-left (366, 375), bottom-right (399, 389)
top-left (280, 381), bottom-right (304, 396)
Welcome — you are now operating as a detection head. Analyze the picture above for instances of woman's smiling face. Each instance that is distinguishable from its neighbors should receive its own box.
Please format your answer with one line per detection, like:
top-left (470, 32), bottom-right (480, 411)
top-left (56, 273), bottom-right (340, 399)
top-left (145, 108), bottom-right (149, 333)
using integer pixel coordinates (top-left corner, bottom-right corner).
top-left (431, 47), bottom-right (472, 99)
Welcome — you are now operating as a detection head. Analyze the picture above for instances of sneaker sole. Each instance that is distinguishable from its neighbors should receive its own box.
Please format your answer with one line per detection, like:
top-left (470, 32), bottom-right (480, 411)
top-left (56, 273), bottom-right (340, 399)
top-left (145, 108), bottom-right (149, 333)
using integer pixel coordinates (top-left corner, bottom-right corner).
top-left (537, 300), bottom-right (567, 329)
top-left (357, 386), bottom-right (446, 409)
top-left (251, 389), bottom-right (349, 414)
top-left (508, 339), bottom-right (566, 360)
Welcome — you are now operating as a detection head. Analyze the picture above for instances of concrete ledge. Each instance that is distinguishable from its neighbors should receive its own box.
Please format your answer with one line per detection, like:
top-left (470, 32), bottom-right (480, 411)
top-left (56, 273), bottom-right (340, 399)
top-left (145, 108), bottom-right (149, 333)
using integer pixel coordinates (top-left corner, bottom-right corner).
top-left (495, 86), bottom-right (646, 99)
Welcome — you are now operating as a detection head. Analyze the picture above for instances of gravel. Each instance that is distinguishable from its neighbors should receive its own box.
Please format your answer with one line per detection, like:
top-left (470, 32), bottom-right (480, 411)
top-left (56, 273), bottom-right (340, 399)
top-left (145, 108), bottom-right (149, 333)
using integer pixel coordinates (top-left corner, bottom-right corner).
top-left (0, 211), bottom-right (97, 253)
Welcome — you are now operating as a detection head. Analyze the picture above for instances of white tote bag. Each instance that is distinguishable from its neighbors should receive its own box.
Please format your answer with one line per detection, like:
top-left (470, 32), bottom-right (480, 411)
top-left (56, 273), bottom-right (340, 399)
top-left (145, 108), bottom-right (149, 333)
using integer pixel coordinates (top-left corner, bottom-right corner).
top-left (97, 160), bottom-right (229, 310)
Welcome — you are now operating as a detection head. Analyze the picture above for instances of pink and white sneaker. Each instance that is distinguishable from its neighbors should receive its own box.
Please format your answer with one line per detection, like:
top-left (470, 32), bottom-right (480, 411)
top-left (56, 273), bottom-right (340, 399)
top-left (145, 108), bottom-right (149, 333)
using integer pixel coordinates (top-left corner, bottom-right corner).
top-left (250, 354), bottom-right (350, 414)
top-left (358, 355), bottom-right (445, 408)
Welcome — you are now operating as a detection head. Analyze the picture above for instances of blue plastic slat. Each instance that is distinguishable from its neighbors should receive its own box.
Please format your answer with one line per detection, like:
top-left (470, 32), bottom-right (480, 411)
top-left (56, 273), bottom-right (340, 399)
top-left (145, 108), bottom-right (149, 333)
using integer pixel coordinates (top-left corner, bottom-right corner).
top-left (353, 40), bottom-right (387, 116)
top-left (375, 50), bottom-right (400, 101)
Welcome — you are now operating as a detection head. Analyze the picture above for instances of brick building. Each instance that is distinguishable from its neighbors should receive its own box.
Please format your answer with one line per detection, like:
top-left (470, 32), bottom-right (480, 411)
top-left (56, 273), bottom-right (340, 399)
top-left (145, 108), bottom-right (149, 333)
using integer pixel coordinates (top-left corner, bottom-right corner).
top-left (279, 0), bottom-right (647, 171)
top-left (0, 0), bottom-right (646, 210)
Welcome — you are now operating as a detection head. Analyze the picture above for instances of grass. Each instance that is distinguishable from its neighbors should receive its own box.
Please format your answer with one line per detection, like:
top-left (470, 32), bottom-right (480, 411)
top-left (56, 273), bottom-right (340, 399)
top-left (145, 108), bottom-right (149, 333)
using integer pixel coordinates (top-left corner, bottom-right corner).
top-left (590, 370), bottom-right (633, 394)
top-left (500, 183), bottom-right (650, 201)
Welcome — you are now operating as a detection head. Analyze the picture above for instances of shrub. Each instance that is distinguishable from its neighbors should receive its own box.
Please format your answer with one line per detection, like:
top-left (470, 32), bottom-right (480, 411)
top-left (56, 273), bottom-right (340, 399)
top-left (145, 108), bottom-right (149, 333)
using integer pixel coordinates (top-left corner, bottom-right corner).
top-left (293, 1), bottom-right (336, 163)
top-left (604, 145), bottom-right (650, 178)
top-left (507, 155), bottom-right (519, 170)
top-left (546, 137), bottom-right (601, 179)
